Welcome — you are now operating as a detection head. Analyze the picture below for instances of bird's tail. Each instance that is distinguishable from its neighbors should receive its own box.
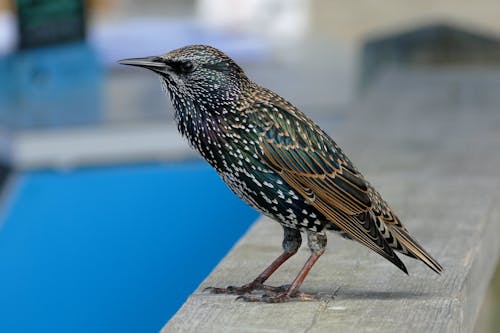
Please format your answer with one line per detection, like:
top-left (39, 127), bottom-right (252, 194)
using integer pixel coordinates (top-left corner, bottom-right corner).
top-left (389, 226), bottom-right (443, 274)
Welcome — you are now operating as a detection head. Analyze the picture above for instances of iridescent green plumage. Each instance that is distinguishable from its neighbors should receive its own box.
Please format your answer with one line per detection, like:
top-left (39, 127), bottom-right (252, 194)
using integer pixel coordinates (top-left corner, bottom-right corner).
top-left (119, 45), bottom-right (442, 303)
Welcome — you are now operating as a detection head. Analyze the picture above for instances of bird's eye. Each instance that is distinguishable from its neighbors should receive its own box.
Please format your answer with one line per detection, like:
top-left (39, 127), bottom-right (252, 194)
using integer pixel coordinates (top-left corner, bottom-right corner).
top-left (179, 61), bottom-right (194, 74)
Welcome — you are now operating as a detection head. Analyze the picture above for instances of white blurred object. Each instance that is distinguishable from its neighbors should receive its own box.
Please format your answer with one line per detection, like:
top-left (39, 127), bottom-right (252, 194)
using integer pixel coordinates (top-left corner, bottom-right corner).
top-left (0, 12), bottom-right (16, 55)
top-left (197, 0), bottom-right (310, 43)
top-left (90, 18), bottom-right (269, 67)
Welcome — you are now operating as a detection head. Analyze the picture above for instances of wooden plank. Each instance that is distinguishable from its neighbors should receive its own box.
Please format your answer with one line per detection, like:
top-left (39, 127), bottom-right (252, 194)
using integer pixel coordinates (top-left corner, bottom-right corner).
top-left (162, 68), bottom-right (500, 333)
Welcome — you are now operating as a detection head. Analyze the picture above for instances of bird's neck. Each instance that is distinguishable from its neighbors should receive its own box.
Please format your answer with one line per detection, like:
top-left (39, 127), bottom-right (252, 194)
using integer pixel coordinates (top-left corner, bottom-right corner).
top-left (172, 94), bottom-right (249, 168)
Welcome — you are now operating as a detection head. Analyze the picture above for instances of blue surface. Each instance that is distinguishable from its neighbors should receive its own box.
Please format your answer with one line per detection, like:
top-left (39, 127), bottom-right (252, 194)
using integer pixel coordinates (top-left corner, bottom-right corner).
top-left (0, 161), bottom-right (259, 333)
top-left (0, 42), bottom-right (102, 129)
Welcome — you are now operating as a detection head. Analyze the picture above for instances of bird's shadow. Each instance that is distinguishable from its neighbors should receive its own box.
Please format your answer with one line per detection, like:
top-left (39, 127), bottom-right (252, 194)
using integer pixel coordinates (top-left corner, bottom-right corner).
top-left (325, 287), bottom-right (432, 300)
top-left (202, 282), bottom-right (433, 301)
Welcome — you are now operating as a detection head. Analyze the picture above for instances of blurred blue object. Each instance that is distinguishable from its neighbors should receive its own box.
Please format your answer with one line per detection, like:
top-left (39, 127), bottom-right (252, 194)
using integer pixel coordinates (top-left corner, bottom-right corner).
top-left (0, 42), bottom-right (102, 129)
top-left (0, 161), bottom-right (259, 333)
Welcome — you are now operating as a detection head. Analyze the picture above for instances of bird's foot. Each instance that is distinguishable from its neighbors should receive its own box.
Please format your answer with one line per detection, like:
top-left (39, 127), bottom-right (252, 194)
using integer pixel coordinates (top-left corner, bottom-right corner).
top-left (236, 290), bottom-right (325, 303)
top-left (204, 284), bottom-right (255, 295)
top-left (204, 283), bottom-right (290, 295)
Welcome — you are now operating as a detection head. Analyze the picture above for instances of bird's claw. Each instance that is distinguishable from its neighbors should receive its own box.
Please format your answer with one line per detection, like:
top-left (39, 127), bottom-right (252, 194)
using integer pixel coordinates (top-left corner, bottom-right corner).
top-left (236, 291), bottom-right (322, 303)
top-left (204, 284), bottom-right (258, 295)
top-left (204, 283), bottom-right (331, 302)
top-left (259, 284), bottom-right (291, 293)
top-left (204, 283), bottom-right (291, 295)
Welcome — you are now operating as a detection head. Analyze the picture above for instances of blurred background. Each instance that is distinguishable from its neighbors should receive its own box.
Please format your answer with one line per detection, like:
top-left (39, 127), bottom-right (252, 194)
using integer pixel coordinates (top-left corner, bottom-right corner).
top-left (0, 0), bottom-right (499, 332)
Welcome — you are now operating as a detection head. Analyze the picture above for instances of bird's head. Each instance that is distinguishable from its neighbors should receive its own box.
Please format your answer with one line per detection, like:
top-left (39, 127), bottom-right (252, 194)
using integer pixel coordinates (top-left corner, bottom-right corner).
top-left (118, 45), bottom-right (250, 111)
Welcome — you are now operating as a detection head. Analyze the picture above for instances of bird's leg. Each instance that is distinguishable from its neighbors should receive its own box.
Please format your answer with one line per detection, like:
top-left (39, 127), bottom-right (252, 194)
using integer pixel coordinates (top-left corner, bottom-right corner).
top-left (206, 227), bottom-right (301, 295)
top-left (239, 231), bottom-right (327, 303)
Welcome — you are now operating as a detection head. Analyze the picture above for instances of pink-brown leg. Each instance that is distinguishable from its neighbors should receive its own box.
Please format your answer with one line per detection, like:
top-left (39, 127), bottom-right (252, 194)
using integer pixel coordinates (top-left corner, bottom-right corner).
top-left (206, 250), bottom-right (297, 295)
top-left (238, 231), bottom-right (328, 303)
top-left (238, 248), bottom-right (325, 302)
top-left (205, 226), bottom-right (302, 295)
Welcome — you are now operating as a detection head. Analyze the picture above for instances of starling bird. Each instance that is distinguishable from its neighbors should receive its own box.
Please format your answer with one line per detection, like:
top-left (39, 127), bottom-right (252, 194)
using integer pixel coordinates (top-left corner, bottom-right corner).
top-left (119, 45), bottom-right (442, 303)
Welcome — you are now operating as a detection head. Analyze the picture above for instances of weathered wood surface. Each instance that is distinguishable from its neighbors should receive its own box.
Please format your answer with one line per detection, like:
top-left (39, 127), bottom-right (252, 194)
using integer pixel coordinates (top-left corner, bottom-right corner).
top-left (162, 68), bottom-right (500, 333)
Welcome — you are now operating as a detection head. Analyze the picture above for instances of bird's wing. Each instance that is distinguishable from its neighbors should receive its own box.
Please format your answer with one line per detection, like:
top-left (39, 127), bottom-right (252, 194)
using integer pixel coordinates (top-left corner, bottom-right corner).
top-left (248, 101), bottom-right (408, 272)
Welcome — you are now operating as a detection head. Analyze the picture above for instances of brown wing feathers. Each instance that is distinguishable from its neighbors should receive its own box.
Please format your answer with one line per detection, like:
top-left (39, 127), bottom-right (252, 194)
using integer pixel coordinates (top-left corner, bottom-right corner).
top-left (255, 103), bottom-right (443, 274)
top-left (266, 148), bottom-right (409, 274)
